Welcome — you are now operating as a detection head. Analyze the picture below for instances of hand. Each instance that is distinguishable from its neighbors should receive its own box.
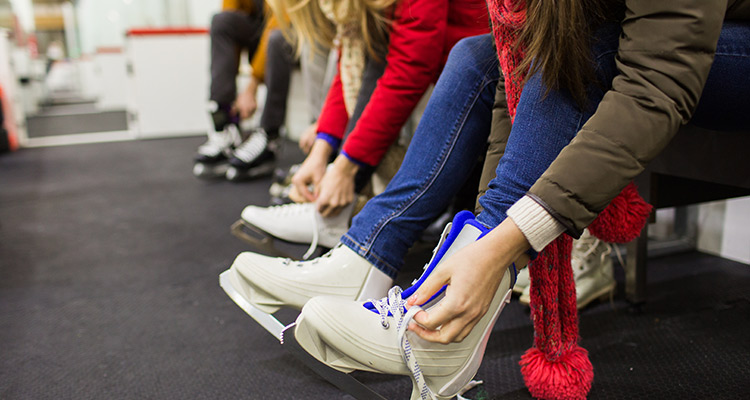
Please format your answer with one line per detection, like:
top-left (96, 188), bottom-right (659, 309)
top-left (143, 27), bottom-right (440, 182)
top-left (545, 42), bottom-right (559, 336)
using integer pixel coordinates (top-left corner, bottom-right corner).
top-left (299, 122), bottom-right (319, 154)
top-left (406, 218), bottom-right (531, 344)
top-left (233, 78), bottom-right (259, 120)
top-left (291, 139), bottom-right (333, 202)
top-left (315, 155), bottom-right (358, 217)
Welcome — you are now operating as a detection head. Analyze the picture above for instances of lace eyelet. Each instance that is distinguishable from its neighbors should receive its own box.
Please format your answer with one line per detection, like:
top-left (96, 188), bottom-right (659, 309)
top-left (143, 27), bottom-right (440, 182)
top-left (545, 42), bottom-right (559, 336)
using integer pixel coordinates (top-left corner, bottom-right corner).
top-left (381, 320), bottom-right (390, 329)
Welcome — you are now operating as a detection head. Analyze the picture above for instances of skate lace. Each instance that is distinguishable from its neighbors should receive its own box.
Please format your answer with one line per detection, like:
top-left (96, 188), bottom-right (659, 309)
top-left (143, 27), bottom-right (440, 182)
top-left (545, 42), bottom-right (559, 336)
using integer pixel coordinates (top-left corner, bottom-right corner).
top-left (233, 129), bottom-right (268, 163)
top-left (370, 286), bottom-right (436, 400)
top-left (198, 126), bottom-right (239, 157)
top-left (572, 232), bottom-right (625, 278)
top-left (262, 202), bottom-right (319, 259)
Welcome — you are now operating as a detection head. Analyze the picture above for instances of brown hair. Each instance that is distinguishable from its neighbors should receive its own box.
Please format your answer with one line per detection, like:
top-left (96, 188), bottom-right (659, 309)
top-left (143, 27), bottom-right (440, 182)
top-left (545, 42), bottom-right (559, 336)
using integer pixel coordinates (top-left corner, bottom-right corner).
top-left (517, 0), bottom-right (620, 106)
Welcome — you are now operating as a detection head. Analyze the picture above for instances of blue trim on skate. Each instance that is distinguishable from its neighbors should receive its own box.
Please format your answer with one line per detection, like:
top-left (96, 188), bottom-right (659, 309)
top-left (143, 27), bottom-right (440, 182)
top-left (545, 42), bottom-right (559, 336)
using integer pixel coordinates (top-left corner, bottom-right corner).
top-left (510, 262), bottom-right (517, 288)
top-left (364, 211), bottom-right (487, 314)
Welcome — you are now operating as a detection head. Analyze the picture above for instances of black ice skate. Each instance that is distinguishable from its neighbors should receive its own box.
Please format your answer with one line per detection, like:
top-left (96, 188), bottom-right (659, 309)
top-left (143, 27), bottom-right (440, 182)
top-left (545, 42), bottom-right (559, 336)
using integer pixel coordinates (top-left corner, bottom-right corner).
top-left (225, 128), bottom-right (277, 181)
top-left (193, 124), bottom-right (242, 179)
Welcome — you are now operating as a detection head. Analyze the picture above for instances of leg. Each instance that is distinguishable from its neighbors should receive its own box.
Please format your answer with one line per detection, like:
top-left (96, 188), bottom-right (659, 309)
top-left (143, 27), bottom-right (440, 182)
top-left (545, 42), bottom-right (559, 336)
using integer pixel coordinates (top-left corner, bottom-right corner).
top-left (340, 34), bottom-right (500, 278)
top-left (689, 21), bottom-right (750, 130)
top-left (475, 24), bottom-right (622, 229)
top-left (260, 29), bottom-right (295, 139)
top-left (209, 10), bottom-right (264, 114)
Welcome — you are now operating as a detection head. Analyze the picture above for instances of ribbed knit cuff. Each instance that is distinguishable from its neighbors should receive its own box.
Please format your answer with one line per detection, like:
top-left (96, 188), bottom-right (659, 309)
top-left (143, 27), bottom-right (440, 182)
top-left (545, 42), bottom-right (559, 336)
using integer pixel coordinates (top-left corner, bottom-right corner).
top-left (507, 195), bottom-right (566, 252)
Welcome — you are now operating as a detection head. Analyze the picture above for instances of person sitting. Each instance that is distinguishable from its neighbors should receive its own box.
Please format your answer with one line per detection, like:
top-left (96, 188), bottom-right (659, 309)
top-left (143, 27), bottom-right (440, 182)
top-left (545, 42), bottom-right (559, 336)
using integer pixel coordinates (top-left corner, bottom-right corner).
top-left (235, 0), bottom-right (491, 257)
top-left (222, 0), bottom-right (750, 398)
top-left (193, 0), bottom-right (294, 181)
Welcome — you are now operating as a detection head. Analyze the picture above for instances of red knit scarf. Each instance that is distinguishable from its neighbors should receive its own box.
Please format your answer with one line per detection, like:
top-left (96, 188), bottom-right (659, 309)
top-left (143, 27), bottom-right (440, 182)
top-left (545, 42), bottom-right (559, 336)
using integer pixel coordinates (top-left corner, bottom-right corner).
top-left (486, 1), bottom-right (652, 399)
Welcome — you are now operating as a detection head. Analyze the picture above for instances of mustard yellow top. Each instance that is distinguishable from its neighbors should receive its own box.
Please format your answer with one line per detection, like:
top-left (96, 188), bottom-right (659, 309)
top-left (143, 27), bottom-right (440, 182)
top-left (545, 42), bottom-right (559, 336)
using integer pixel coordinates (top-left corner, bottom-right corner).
top-left (221, 0), bottom-right (278, 81)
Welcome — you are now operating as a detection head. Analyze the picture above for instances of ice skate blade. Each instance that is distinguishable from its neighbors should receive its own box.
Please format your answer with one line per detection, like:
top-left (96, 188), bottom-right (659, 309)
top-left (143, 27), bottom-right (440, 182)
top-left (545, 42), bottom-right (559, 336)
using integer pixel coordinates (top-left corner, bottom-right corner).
top-left (226, 163), bottom-right (275, 182)
top-left (284, 332), bottom-right (388, 400)
top-left (193, 162), bottom-right (229, 179)
top-left (230, 220), bottom-right (292, 258)
top-left (219, 270), bottom-right (285, 339)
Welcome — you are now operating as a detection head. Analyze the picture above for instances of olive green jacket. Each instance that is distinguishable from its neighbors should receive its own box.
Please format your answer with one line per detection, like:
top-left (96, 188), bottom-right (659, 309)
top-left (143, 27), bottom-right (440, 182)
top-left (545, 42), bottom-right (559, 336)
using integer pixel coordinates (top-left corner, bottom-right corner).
top-left (479, 0), bottom-right (750, 242)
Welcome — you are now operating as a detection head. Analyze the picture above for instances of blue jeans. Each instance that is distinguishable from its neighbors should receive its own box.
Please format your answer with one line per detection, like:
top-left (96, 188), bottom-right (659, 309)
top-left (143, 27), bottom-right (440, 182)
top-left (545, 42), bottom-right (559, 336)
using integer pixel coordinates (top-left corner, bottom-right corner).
top-left (344, 23), bottom-right (750, 279)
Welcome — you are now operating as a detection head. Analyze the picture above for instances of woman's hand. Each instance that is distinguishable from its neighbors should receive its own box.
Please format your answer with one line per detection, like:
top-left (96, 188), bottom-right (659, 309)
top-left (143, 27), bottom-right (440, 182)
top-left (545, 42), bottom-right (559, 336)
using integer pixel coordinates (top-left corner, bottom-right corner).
top-left (233, 77), bottom-right (259, 120)
top-left (315, 155), bottom-right (358, 217)
top-left (406, 218), bottom-right (531, 343)
top-left (291, 140), bottom-right (333, 202)
top-left (299, 122), bottom-right (319, 155)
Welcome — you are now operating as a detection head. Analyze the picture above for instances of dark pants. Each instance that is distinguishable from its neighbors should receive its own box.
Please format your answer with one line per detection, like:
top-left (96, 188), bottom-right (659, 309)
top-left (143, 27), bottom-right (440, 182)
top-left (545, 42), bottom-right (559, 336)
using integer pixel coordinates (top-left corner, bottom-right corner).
top-left (209, 11), bottom-right (294, 135)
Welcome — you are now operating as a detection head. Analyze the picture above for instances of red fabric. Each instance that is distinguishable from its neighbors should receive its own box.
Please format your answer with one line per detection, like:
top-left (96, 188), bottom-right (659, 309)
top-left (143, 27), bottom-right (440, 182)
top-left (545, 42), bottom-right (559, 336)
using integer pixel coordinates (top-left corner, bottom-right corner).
top-left (588, 183), bottom-right (653, 243)
top-left (315, 0), bottom-right (490, 166)
top-left (486, 1), bottom-right (652, 399)
top-left (316, 67), bottom-right (350, 139)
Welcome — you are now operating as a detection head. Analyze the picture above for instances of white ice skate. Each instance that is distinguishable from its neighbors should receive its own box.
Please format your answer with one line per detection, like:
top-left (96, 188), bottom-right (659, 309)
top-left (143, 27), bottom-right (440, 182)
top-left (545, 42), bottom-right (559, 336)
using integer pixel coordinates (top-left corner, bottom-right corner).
top-left (231, 200), bottom-right (354, 259)
top-left (219, 243), bottom-right (392, 339)
top-left (292, 211), bottom-right (517, 400)
top-left (193, 124), bottom-right (242, 178)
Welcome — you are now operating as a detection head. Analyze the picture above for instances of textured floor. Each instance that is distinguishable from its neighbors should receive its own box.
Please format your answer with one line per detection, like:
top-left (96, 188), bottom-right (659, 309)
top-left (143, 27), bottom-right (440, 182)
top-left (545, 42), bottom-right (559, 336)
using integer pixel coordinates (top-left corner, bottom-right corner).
top-left (1, 137), bottom-right (749, 399)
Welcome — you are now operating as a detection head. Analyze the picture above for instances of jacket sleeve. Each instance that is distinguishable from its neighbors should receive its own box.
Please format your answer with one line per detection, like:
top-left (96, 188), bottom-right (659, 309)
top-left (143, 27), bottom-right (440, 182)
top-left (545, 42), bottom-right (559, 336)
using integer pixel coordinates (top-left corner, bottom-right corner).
top-left (316, 65), bottom-right (350, 140)
top-left (340, 0), bottom-right (448, 166)
top-left (526, 0), bottom-right (727, 236)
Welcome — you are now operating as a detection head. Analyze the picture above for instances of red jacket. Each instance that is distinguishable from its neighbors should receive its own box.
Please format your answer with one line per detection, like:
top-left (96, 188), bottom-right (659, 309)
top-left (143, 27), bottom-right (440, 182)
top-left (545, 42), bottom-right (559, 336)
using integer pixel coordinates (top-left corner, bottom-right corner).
top-left (316, 0), bottom-right (490, 167)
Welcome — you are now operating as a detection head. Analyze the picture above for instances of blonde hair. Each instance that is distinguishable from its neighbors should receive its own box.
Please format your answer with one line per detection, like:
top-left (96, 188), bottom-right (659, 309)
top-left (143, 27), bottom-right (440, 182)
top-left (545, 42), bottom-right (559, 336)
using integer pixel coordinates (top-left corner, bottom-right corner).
top-left (268, 0), bottom-right (396, 58)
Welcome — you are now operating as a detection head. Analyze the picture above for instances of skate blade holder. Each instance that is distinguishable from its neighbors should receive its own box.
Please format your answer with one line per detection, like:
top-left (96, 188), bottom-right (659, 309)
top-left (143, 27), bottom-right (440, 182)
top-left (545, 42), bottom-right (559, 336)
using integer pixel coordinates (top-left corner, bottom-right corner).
top-left (219, 270), bottom-right (387, 400)
top-left (230, 220), bottom-right (293, 259)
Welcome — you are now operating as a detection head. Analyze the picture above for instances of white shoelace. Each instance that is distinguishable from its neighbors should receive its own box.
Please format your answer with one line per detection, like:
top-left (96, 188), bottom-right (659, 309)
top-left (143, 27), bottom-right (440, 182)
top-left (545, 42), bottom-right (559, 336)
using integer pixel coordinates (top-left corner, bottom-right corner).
top-left (198, 129), bottom-right (237, 157)
top-left (370, 287), bottom-right (435, 399)
top-left (233, 130), bottom-right (268, 163)
top-left (371, 287), bottom-right (485, 400)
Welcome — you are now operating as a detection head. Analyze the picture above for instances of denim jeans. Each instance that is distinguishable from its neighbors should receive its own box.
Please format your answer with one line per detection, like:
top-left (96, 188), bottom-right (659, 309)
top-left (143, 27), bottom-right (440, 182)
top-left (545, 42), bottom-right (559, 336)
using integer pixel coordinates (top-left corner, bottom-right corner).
top-left (344, 22), bottom-right (750, 279)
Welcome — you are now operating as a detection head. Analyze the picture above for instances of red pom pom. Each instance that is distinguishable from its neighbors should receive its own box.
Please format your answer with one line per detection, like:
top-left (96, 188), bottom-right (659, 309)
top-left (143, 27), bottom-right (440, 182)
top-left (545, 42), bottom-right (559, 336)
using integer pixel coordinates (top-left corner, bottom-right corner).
top-left (520, 346), bottom-right (594, 400)
top-left (588, 183), bottom-right (652, 243)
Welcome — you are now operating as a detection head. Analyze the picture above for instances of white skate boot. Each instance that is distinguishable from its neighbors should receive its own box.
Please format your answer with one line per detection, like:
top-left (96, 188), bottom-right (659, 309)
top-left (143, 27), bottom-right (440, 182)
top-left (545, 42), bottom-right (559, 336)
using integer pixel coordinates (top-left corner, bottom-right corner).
top-left (219, 243), bottom-right (393, 338)
top-left (293, 211), bottom-right (516, 400)
top-left (520, 229), bottom-right (616, 309)
top-left (193, 124), bottom-right (242, 179)
top-left (231, 200), bottom-right (354, 259)
top-left (512, 265), bottom-right (529, 294)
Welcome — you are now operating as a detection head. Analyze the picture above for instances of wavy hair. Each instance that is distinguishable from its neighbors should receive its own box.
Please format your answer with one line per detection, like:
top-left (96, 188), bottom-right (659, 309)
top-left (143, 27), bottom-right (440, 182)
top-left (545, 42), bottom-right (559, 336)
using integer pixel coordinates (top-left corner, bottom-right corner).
top-left (268, 0), bottom-right (397, 58)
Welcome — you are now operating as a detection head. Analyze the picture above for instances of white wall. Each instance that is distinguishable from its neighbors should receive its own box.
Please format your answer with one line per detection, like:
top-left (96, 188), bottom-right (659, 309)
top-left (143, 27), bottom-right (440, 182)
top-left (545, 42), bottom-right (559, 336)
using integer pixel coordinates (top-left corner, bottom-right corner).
top-left (698, 196), bottom-right (750, 265)
top-left (76, 0), bottom-right (220, 56)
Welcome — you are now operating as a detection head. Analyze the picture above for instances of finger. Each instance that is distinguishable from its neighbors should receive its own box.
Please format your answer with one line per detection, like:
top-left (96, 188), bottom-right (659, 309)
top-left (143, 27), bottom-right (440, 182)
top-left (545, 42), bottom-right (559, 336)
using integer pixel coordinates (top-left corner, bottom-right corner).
top-left (407, 267), bottom-right (449, 308)
top-left (408, 315), bottom-right (468, 344)
top-left (294, 180), bottom-right (316, 202)
top-left (410, 297), bottom-right (459, 332)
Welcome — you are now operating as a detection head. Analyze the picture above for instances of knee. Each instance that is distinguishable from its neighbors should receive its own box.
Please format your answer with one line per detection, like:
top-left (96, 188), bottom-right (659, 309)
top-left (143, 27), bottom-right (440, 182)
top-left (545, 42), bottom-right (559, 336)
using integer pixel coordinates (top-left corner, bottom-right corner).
top-left (445, 34), bottom-right (495, 70)
top-left (210, 11), bottom-right (235, 36)
top-left (267, 29), bottom-right (293, 56)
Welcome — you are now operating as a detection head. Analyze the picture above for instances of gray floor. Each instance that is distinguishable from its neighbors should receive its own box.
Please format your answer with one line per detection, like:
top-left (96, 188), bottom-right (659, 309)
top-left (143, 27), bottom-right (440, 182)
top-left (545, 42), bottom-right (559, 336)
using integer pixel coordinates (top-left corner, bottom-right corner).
top-left (1, 137), bottom-right (749, 399)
